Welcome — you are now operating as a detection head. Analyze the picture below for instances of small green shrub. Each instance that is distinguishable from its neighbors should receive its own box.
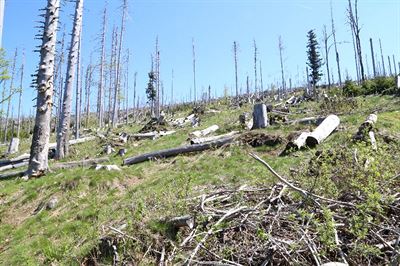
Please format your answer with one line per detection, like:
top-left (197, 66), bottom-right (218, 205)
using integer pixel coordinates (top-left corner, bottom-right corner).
top-left (343, 80), bottom-right (362, 96)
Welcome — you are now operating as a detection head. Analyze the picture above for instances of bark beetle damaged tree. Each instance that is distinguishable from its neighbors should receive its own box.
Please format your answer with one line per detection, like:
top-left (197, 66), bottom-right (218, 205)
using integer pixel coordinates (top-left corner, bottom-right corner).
top-left (56, 0), bottom-right (84, 160)
top-left (27, 0), bottom-right (60, 177)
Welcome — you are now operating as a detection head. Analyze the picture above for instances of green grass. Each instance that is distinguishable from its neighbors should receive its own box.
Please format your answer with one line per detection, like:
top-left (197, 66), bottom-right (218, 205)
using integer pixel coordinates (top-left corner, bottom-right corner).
top-left (0, 94), bottom-right (399, 264)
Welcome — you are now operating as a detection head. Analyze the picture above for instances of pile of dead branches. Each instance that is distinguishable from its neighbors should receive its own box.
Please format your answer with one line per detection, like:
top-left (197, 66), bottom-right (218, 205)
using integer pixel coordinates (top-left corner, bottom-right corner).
top-left (168, 156), bottom-right (400, 265)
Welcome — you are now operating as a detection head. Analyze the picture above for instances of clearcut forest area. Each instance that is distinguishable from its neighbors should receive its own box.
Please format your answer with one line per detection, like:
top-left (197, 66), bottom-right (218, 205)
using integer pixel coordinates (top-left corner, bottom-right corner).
top-left (0, 0), bottom-right (399, 265)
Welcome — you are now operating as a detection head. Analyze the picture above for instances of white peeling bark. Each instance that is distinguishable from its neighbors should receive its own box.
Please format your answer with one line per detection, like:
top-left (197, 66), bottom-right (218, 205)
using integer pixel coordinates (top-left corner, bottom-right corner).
top-left (306, 114), bottom-right (340, 147)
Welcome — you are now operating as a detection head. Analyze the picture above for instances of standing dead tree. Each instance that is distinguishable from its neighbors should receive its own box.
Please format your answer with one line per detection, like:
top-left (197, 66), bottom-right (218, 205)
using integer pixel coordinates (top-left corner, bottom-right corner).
top-left (16, 50), bottom-right (24, 139)
top-left (74, 27), bottom-right (82, 139)
top-left (27, 0), bottom-right (60, 176)
top-left (233, 41), bottom-right (239, 98)
top-left (330, 1), bottom-right (342, 86)
top-left (56, 0), bottom-right (84, 159)
top-left (154, 37), bottom-right (160, 119)
top-left (253, 39), bottom-right (258, 97)
top-left (97, 6), bottom-right (107, 128)
top-left (379, 39), bottom-right (386, 76)
top-left (3, 48), bottom-right (17, 143)
top-left (322, 25), bottom-right (332, 89)
top-left (192, 38), bottom-right (197, 103)
top-left (278, 36), bottom-right (286, 94)
top-left (369, 38), bottom-right (377, 78)
top-left (347, 0), bottom-right (365, 82)
top-left (111, 0), bottom-right (128, 127)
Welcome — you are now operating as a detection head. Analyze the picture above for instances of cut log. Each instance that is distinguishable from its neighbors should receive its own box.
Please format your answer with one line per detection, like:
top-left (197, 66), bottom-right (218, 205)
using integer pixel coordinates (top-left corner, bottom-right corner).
top-left (306, 114), bottom-right (340, 147)
top-left (286, 116), bottom-right (325, 126)
top-left (130, 132), bottom-right (159, 140)
top-left (190, 125), bottom-right (219, 138)
top-left (7, 138), bottom-right (20, 154)
top-left (252, 103), bottom-right (268, 129)
top-left (0, 153), bottom-right (30, 167)
top-left (0, 161), bottom-right (28, 172)
top-left (167, 215), bottom-right (194, 229)
top-left (52, 157), bottom-right (109, 170)
top-left (190, 131), bottom-right (239, 145)
top-left (354, 114), bottom-right (378, 150)
top-left (123, 136), bottom-right (235, 165)
top-left (48, 136), bottom-right (96, 150)
top-left (286, 132), bottom-right (311, 150)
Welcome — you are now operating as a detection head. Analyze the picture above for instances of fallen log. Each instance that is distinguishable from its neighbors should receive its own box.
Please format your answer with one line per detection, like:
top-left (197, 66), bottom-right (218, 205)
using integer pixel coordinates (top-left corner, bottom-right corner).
top-left (52, 157), bottom-right (109, 170)
top-left (123, 136), bottom-right (235, 165)
top-left (286, 116), bottom-right (325, 126)
top-left (354, 114), bottom-right (378, 150)
top-left (286, 132), bottom-right (311, 150)
top-left (0, 161), bottom-right (28, 172)
top-left (130, 130), bottom-right (176, 140)
top-left (0, 170), bottom-right (26, 180)
top-left (48, 136), bottom-right (96, 150)
top-left (306, 115), bottom-right (340, 147)
top-left (190, 131), bottom-right (239, 145)
top-left (0, 153), bottom-right (30, 167)
top-left (190, 125), bottom-right (219, 138)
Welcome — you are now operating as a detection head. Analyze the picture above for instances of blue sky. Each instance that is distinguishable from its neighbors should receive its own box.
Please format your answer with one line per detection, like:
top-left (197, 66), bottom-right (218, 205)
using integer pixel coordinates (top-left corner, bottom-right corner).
top-left (2, 0), bottom-right (400, 116)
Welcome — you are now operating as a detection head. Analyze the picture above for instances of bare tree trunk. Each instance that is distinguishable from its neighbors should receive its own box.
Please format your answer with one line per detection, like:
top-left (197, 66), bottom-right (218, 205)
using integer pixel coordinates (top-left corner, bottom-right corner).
top-left (253, 39), bottom-right (258, 97)
top-left (155, 37), bottom-right (160, 119)
top-left (133, 71), bottom-right (137, 116)
top-left (28, 0), bottom-right (60, 176)
top-left (97, 6), bottom-right (107, 128)
top-left (379, 38), bottom-right (386, 76)
top-left (259, 60), bottom-right (264, 93)
top-left (348, 0), bottom-right (365, 82)
top-left (108, 26), bottom-right (117, 125)
top-left (74, 29), bottom-right (82, 139)
top-left (192, 38), bottom-right (197, 103)
top-left (330, 1), bottom-right (342, 86)
top-left (125, 50), bottom-right (129, 124)
top-left (393, 55), bottom-right (398, 75)
top-left (278, 36), bottom-right (286, 93)
top-left (170, 70), bottom-right (173, 105)
top-left (322, 25), bottom-right (331, 89)
top-left (56, 0), bottom-right (84, 159)
top-left (16, 50), bottom-right (24, 139)
top-left (85, 63), bottom-right (93, 128)
top-left (0, 0), bottom-right (4, 48)
top-left (369, 38), bottom-right (377, 78)
top-left (233, 41), bottom-right (238, 98)
top-left (388, 56), bottom-right (393, 76)
top-left (111, 0), bottom-right (127, 128)
top-left (3, 48), bottom-right (17, 143)
top-left (351, 30), bottom-right (360, 83)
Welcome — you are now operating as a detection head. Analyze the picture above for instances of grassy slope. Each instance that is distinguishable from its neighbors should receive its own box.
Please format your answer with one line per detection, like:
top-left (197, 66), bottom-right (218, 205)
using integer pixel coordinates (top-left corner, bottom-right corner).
top-left (0, 95), bottom-right (399, 265)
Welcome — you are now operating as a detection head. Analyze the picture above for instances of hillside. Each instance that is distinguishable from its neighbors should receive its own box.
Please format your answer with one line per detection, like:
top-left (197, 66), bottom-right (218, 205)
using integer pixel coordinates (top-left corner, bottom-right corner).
top-left (0, 92), bottom-right (399, 265)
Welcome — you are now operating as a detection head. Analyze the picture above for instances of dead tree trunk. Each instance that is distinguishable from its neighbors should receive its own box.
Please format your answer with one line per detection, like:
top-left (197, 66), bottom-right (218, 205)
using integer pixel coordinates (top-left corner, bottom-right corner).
top-left (233, 41), bottom-right (239, 98)
top-left (97, 6), bottom-right (107, 128)
top-left (56, 0), bottom-right (84, 159)
top-left (16, 50), bottom-right (24, 139)
top-left (155, 37), bottom-right (161, 119)
top-left (253, 39), bottom-right (258, 97)
top-left (354, 114), bottom-right (377, 150)
top-left (278, 36), bottom-right (286, 93)
top-left (27, 0), bottom-right (60, 176)
top-left (330, 2), bottom-right (342, 86)
top-left (379, 39), bottom-right (386, 76)
top-left (3, 48), bottom-right (17, 143)
top-left (252, 103), bottom-right (268, 129)
top-left (347, 0), bottom-right (365, 82)
top-left (192, 38), bottom-right (197, 103)
top-left (306, 114), bottom-right (340, 147)
top-left (74, 29), bottom-right (82, 140)
top-left (111, 0), bottom-right (127, 127)
top-left (322, 25), bottom-right (331, 89)
top-left (133, 71), bottom-right (137, 117)
top-left (369, 38), bottom-right (377, 78)
top-left (85, 63), bottom-right (93, 128)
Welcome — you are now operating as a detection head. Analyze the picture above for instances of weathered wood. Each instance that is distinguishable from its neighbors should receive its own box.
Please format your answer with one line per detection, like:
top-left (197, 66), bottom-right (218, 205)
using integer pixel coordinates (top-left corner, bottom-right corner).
top-left (0, 161), bottom-right (28, 172)
top-left (252, 103), bottom-right (268, 129)
top-left (190, 131), bottom-right (239, 145)
top-left (306, 114), bottom-right (340, 147)
top-left (0, 170), bottom-right (26, 180)
top-left (190, 125), bottom-right (219, 138)
top-left (167, 215), bottom-right (194, 229)
top-left (286, 116), bottom-right (325, 126)
top-left (354, 114), bottom-right (378, 150)
top-left (52, 157), bottom-right (109, 170)
top-left (7, 137), bottom-right (20, 154)
top-left (49, 136), bottom-right (95, 150)
top-left (123, 136), bottom-right (234, 165)
top-left (286, 132), bottom-right (311, 150)
top-left (129, 131), bottom-right (176, 140)
top-left (0, 153), bottom-right (30, 167)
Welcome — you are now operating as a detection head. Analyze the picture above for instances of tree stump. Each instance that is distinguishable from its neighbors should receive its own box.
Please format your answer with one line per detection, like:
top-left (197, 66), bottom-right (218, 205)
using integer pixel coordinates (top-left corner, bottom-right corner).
top-left (252, 104), bottom-right (268, 129)
top-left (7, 138), bottom-right (20, 154)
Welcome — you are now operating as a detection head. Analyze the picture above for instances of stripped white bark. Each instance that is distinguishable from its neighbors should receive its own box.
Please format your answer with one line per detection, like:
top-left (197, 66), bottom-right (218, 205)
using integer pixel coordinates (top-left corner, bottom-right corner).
top-left (306, 115), bottom-right (340, 147)
top-left (27, 0), bottom-right (60, 176)
top-left (252, 103), bottom-right (268, 129)
top-left (287, 132), bottom-right (311, 150)
top-left (190, 125), bottom-right (219, 138)
top-left (190, 131), bottom-right (239, 145)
